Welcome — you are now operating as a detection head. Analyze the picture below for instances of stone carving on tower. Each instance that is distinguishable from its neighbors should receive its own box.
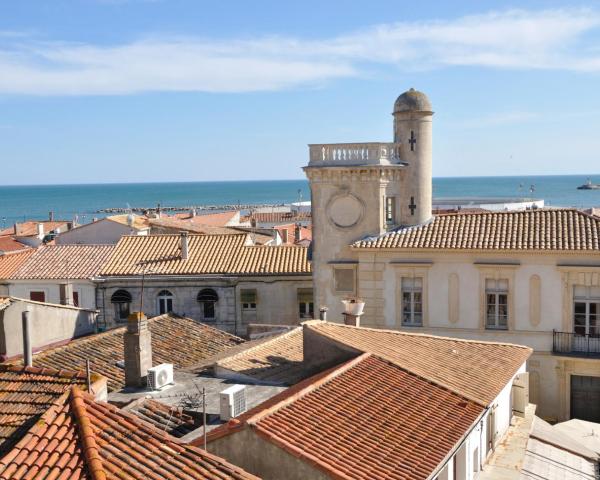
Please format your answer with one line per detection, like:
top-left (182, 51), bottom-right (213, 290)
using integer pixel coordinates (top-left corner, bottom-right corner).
top-left (304, 88), bottom-right (433, 321)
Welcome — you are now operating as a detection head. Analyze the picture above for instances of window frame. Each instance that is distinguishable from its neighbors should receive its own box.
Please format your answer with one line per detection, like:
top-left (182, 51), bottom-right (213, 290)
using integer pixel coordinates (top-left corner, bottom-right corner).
top-left (241, 289), bottom-right (258, 311)
top-left (573, 286), bottom-right (600, 336)
top-left (110, 289), bottom-right (132, 322)
top-left (332, 266), bottom-right (356, 295)
top-left (156, 289), bottom-right (174, 315)
top-left (401, 277), bottom-right (423, 326)
top-left (385, 196), bottom-right (396, 226)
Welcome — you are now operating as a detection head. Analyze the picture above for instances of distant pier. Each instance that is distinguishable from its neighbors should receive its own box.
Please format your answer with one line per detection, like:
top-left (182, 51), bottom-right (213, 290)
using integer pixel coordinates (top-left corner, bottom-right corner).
top-left (96, 203), bottom-right (288, 214)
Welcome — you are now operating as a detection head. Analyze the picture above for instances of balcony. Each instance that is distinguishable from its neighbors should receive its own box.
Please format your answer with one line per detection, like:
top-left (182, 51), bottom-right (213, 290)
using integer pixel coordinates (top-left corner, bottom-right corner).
top-left (308, 142), bottom-right (404, 167)
top-left (552, 330), bottom-right (600, 357)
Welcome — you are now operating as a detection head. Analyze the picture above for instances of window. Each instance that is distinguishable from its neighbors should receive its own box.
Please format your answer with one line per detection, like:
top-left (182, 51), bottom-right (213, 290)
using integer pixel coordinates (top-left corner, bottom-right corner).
top-left (73, 291), bottom-right (79, 308)
top-left (29, 291), bottom-right (45, 302)
top-left (111, 289), bottom-right (132, 321)
top-left (197, 288), bottom-right (218, 320)
top-left (486, 279), bottom-right (509, 329)
top-left (334, 268), bottom-right (355, 294)
top-left (385, 196), bottom-right (396, 225)
top-left (298, 288), bottom-right (314, 319)
top-left (401, 277), bottom-right (422, 326)
top-left (573, 286), bottom-right (600, 336)
top-left (157, 290), bottom-right (174, 315)
top-left (241, 289), bottom-right (257, 310)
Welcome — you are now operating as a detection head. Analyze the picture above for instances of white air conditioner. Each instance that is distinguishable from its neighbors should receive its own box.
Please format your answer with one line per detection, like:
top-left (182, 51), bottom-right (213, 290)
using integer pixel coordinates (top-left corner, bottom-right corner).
top-left (220, 385), bottom-right (247, 421)
top-left (147, 363), bottom-right (174, 390)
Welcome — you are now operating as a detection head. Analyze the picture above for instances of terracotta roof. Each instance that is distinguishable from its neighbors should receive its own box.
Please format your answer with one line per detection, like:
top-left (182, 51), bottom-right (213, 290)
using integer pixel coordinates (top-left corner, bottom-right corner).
top-left (173, 211), bottom-right (239, 226)
top-left (0, 249), bottom-right (35, 280)
top-left (10, 244), bottom-right (115, 280)
top-left (0, 236), bottom-right (28, 253)
top-left (305, 321), bottom-right (531, 406)
top-left (353, 209), bottom-right (600, 251)
top-left (0, 364), bottom-right (89, 457)
top-left (215, 328), bottom-right (308, 385)
top-left (124, 398), bottom-right (198, 438)
top-left (243, 211), bottom-right (311, 224)
top-left (209, 353), bottom-right (483, 480)
top-left (0, 387), bottom-right (260, 480)
top-left (149, 217), bottom-right (245, 236)
top-left (0, 221), bottom-right (70, 238)
top-left (273, 223), bottom-right (312, 245)
top-left (106, 213), bottom-right (150, 230)
top-left (31, 313), bottom-right (244, 391)
top-left (100, 234), bottom-right (311, 276)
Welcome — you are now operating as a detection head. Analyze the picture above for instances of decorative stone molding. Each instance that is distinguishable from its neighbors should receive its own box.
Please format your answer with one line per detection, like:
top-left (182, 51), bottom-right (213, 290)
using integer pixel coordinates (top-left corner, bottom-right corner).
top-left (326, 192), bottom-right (365, 229)
top-left (529, 274), bottom-right (541, 327)
top-left (448, 273), bottom-right (459, 324)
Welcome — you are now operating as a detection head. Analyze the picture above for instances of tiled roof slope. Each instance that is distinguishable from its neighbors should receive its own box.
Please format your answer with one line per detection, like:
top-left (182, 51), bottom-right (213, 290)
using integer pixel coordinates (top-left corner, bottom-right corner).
top-left (124, 398), bottom-right (198, 438)
top-left (306, 321), bottom-right (531, 406)
top-left (0, 236), bottom-right (28, 253)
top-left (353, 209), bottom-right (600, 251)
top-left (215, 328), bottom-right (307, 385)
top-left (31, 313), bottom-right (244, 391)
top-left (211, 354), bottom-right (483, 480)
top-left (0, 365), bottom-right (88, 457)
top-left (11, 245), bottom-right (115, 279)
top-left (106, 213), bottom-right (150, 229)
top-left (0, 221), bottom-right (70, 237)
top-left (100, 234), bottom-right (310, 276)
top-left (0, 249), bottom-right (35, 280)
top-left (243, 211), bottom-right (311, 224)
top-left (0, 387), bottom-right (260, 480)
top-left (173, 210), bottom-right (239, 226)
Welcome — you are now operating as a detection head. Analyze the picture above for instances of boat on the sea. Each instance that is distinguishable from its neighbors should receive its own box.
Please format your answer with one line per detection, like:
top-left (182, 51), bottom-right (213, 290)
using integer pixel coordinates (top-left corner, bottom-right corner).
top-left (577, 178), bottom-right (600, 190)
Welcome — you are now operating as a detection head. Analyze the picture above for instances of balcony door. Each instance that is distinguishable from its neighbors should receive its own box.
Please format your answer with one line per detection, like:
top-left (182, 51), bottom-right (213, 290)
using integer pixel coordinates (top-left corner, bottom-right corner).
top-left (571, 375), bottom-right (600, 422)
top-left (573, 286), bottom-right (600, 353)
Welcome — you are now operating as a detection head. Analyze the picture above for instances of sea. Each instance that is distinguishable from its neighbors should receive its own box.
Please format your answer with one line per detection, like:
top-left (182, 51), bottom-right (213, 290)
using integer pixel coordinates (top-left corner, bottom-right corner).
top-left (0, 175), bottom-right (599, 228)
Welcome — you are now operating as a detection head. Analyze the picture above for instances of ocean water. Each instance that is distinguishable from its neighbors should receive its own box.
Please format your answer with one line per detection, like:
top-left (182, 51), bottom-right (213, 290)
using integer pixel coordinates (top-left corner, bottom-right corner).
top-left (0, 175), bottom-right (599, 228)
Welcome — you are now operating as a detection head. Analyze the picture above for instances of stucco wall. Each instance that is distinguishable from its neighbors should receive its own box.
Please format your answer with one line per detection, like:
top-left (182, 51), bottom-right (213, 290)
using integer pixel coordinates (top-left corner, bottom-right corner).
top-left (209, 428), bottom-right (336, 480)
top-left (8, 280), bottom-right (97, 310)
top-left (55, 219), bottom-right (135, 245)
top-left (0, 298), bottom-right (97, 359)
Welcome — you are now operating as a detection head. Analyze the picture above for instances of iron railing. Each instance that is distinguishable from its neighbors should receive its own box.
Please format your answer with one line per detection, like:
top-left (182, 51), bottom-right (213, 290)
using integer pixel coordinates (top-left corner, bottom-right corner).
top-left (553, 330), bottom-right (600, 357)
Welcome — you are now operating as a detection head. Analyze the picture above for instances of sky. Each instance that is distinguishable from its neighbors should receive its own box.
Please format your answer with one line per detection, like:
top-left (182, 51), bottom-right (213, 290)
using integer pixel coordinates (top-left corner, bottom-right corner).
top-left (1, 0), bottom-right (600, 185)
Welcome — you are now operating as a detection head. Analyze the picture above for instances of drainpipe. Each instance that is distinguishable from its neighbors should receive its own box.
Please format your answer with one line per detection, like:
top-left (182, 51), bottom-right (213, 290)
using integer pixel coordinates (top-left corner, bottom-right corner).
top-left (22, 310), bottom-right (32, 367)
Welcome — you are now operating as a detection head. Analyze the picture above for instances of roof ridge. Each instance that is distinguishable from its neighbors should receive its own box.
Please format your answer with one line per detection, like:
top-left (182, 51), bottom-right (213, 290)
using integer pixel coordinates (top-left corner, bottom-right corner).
top-left (246, 353), bottom-right (371, 425)
top-left (70, 387), bottom-right (107, 480)
top-left (312, 321), bottom-right (533, 350)
top-left (0, 363), bottom-right (88, 380)
top-left (215, 327), bottom-right (301, 366)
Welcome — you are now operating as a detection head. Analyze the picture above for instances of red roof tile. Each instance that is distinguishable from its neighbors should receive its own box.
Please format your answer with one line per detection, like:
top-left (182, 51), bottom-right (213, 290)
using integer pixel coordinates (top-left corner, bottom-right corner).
top-left (209, 354), bottom-right (483, 480)
top-left (0, 221), bottom-right (70, 238)
top-left (0, 250), bottom-right (35, 280)
top-left (0, 236), bottom-right (28, 253)
top-left (0, 387), bottom-right (261, 480)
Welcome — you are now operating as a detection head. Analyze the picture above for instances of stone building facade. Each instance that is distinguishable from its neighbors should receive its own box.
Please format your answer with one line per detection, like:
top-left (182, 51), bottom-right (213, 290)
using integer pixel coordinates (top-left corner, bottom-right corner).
top-left (304, 88), bottom-right (600, 422)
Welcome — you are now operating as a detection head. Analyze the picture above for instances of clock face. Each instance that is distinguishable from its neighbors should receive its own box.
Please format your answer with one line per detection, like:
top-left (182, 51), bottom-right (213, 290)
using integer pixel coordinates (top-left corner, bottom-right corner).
top-left (328, 193), bottom-right (364, 228)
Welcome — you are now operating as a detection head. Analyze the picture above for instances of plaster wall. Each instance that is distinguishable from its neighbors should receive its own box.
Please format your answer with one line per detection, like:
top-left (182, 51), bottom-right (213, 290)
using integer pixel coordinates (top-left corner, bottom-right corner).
top-left (0, 298), bottom-right (96, 359)
top-left (8, 280), bottom-right (97, 310)
top-left (55, 219), bottom-right (139, 245)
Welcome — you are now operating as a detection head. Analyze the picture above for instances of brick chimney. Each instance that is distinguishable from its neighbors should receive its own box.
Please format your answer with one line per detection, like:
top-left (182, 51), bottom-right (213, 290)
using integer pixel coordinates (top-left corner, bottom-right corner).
top-left (180, 231), bottom-right (189, 260)
top-left (294, 223), bottom-right (301, 243)
top-left (124, 312), bottom-right (153, 388)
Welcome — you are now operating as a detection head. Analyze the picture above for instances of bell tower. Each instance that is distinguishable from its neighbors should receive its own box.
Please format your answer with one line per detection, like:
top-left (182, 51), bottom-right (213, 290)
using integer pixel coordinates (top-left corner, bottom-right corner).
top-left (304, 89), bottom-right (433, 321)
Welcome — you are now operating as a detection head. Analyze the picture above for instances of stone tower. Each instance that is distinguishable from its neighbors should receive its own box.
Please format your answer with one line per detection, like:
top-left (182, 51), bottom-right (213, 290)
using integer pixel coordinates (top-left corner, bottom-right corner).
top-left (304, 88), bottom-right (433, 320)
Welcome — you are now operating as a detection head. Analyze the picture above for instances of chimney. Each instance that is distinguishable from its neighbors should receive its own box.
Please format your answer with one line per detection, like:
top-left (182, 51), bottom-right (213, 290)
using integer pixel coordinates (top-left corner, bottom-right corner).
top-left (36, 223), bottom-right (44, 239)
top-left (180, 231), bottom-right (189, 260)
top-left (294, 223), bottom-right (301, 243)
top-left (190, 208), bottom-right (196, 218)
top-left (341, 299), bottom-right (365, 327)
top-left (22, 310), bottom-right (32, 367)
top-left (13, 223), bottom-right (18, 236)
top-left (319, 307), bottom-right (328, 321)
top-left (124, 312), bottom-right (153, 388)
top-left (49, 211), bottom-right (54, 222)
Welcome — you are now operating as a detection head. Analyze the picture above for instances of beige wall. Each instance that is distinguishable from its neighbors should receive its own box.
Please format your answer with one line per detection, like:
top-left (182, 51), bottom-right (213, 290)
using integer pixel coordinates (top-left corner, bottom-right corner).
top-left (0, 298), bottom-right (97, 360)
top-left (8, 279), bottom-right (96, 310)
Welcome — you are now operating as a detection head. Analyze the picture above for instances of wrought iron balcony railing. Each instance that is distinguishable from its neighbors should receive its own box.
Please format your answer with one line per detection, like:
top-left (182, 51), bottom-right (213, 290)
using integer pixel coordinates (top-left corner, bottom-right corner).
top-left (553, 330), bottom-right (600, 357)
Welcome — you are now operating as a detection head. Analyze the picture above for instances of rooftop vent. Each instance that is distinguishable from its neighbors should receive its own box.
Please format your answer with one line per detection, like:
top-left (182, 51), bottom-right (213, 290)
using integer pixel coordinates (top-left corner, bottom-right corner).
top-left (220, 385), bottom-right (247, 421)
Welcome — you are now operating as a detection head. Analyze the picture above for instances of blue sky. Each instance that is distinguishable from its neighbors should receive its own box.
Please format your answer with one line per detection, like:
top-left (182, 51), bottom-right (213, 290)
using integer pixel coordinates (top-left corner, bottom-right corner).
top-left (1, 0), bottom-right (600, 185)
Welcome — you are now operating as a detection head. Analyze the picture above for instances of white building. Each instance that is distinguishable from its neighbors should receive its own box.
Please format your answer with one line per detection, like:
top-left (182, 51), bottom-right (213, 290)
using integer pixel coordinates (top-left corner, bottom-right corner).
top-left (55, 214), bottom-right (149, 245)
top-left (304, 88), bottom-right (600, 422)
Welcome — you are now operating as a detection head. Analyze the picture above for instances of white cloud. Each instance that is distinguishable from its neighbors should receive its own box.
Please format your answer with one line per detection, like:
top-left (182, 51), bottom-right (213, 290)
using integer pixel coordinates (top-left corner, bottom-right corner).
top-left (1, 8), bottom-right (600, 95)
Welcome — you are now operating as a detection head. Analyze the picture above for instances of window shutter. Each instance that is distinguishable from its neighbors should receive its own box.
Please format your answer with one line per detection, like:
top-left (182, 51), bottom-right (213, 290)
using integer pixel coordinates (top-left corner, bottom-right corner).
top-left (512, 372), bottom-right (529, 418)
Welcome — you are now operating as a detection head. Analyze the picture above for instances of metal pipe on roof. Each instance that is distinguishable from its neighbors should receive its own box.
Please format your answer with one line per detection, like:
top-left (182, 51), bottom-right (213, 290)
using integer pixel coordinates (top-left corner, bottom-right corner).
top-left (21, 310), bottom-right (32, 367)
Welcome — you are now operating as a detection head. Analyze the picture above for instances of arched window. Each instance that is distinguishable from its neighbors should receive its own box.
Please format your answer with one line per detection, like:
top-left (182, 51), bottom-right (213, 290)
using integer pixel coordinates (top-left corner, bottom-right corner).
top-left (197, 289), bottom-right (218, 320)
top-left (111, 289), bottom-right (132, 321)
top-left (157, 290), bottom-right (174, 315)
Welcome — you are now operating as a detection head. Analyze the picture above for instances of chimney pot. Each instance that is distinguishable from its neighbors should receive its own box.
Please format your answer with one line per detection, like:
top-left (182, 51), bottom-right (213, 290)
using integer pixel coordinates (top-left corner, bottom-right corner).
top-left (22, 310), bottom-right (32, 367)
top-left (319, 307), bottom-right (328, 321)
top-left (180, 231), bottom-right (189, 260)
top-left (36, 223), bottom-right (44, 239)
top-left (342, 312), bottom-right (361, 327)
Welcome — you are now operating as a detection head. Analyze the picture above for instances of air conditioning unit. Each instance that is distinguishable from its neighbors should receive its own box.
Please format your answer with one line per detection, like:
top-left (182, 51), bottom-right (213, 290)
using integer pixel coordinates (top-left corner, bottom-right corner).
top-left (147, 363), bottom-right (174, 390)
top-left (220, 385), bottom-right (247, 421)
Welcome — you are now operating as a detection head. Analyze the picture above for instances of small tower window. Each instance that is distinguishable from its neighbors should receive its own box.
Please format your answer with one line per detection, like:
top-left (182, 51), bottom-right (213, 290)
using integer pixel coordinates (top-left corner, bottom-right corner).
top-left (385, 197), bottom-right (396, 225)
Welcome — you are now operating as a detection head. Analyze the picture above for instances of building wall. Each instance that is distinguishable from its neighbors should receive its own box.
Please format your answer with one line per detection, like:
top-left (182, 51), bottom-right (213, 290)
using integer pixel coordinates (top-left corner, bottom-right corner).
top-left (97, 275), bottom-right (312, 335)
top-left (8, 280), bottom-right (97, 310)
top-left (0, 298), bottom-right (96, 359)
top-left (55, 219), bottom-right (138, 245)
top-left (348, 249), bottom-right (600, 421)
